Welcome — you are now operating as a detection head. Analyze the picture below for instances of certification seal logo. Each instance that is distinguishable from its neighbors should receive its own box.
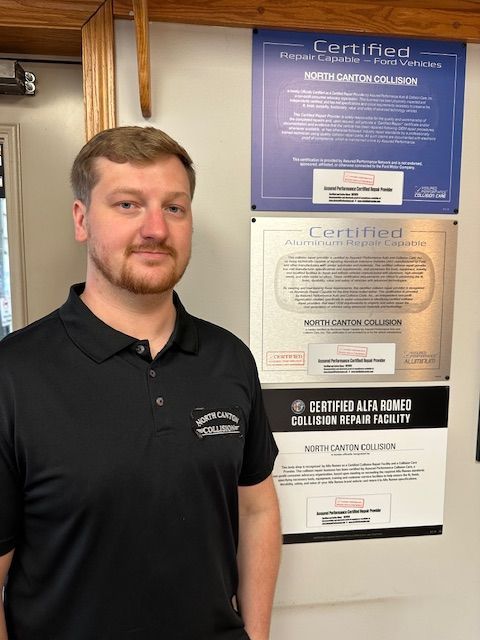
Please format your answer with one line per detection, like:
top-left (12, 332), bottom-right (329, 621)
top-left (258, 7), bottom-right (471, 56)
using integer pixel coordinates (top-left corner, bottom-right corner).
top-left (291, 399), bottom-right (306, 414)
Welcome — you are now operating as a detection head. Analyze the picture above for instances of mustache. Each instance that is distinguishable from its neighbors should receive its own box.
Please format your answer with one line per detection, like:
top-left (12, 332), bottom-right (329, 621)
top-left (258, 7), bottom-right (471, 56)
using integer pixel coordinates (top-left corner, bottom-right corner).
top-left (125, 242), bottom-right (176, 257)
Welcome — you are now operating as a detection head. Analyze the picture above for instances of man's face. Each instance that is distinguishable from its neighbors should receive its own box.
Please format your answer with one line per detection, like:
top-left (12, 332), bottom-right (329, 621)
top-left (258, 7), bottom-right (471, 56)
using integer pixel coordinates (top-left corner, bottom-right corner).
top-left (73, 155), bottom-right (192, 296)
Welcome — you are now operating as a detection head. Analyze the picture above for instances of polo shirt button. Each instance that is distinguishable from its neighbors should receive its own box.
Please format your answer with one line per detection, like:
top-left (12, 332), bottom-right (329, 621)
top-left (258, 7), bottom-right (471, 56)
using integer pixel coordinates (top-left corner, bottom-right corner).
top-left (149, 369), bottom-right (156, 378)
top-left (136, 344), bottom-right (146, 355)
top-left (155, 396), bottom-right (164, 407)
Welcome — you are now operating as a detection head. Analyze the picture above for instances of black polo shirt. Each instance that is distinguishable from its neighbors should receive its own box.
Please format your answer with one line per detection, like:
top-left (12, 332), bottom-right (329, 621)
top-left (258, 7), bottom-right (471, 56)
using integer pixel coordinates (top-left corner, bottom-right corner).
top-left (0, 284), bottom-right (278, 640)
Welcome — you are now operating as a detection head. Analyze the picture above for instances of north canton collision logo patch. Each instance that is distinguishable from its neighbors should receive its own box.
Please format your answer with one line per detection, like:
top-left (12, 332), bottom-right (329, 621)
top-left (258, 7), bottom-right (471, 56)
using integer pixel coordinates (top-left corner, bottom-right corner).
top-left (191, 406), bottom-right (243, 440)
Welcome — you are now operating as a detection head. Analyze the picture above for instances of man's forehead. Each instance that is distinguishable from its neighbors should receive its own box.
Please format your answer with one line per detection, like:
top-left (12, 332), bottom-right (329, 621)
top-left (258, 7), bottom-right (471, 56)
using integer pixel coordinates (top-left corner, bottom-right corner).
top-left (93, 154), bottom-right (183, 172)
top-left (92, 155), bottom-right (191, 193)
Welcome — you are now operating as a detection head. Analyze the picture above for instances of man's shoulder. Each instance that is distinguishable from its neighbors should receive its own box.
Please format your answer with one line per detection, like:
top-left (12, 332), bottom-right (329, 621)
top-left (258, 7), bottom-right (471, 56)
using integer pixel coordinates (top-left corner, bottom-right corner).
top-left (0, 309), bottom-right (62, 361)
top-left (191, 314), bottom-right (250, 351)
top-left (188, 313), bottom-right (259, 373)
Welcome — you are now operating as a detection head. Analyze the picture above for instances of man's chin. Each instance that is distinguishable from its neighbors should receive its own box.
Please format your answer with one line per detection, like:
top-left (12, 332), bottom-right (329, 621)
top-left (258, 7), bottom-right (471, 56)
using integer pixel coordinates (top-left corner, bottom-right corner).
top-left (116, 267), bottom-right (182, 296)
top-left (89, 252), bottom-right (188, 296)
top-left (117, 278), bottom-right (177, 296)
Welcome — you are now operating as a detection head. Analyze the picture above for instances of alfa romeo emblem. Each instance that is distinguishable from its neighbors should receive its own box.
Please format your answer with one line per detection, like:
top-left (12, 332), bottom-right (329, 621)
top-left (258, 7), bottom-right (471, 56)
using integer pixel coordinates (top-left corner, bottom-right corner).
top-left (291, 399), bottom-right (305, 414)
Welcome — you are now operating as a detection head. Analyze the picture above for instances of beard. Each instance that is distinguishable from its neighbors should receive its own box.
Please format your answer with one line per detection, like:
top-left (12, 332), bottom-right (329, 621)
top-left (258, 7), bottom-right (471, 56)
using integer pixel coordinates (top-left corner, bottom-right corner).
top-left (89, 240), bottom-right (191, 295)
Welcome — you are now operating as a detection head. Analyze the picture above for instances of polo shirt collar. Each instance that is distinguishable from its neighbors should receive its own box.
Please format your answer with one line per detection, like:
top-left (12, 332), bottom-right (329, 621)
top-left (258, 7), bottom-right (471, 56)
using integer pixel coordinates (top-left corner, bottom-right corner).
top-left (170, 292), bottom-right (199, 355)
top-left (59, 283), bottom-right (198, 363)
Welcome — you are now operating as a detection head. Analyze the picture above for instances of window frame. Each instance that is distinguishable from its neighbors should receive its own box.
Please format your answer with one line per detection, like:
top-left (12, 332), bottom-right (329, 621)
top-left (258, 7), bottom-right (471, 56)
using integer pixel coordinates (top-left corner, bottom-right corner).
top-left (0, 124), bottom-right (27, 330)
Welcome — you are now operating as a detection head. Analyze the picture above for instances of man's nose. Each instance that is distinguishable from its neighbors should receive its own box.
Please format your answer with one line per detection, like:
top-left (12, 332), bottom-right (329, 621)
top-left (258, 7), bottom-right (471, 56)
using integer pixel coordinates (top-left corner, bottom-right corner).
top-left (140, 207), bottom-right (169, 239)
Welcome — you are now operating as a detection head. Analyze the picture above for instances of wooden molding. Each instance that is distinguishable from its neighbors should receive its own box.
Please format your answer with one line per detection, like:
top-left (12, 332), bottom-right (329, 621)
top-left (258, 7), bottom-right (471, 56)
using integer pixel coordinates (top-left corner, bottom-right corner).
top-left (0, 26), bottom-right (82, 56)
top-left (113, 0), bottom-right (480, 43)
top-left (0, 0), bottom-right (103, 29)
top-left (0, 0), bottom-right (105, 56)
top-left (133, 0), bottom-right (152, 118)
top-left (82, 0), bottom-right (116, 140)
top-left (2, 0), bottom-right (480, 58)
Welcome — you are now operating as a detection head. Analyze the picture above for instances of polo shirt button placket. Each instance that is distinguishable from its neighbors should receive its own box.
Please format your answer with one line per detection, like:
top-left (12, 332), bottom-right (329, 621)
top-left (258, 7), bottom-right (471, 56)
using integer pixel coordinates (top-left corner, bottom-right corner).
top-left (148, 367), bottom-right (165, 435)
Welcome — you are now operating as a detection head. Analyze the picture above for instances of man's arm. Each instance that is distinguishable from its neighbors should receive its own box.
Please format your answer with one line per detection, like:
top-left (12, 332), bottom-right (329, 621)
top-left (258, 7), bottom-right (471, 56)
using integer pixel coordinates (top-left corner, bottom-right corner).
top-left (0, 550), bottom-right (13, 640)
top-left (237, 475), bottom-right (281, 640)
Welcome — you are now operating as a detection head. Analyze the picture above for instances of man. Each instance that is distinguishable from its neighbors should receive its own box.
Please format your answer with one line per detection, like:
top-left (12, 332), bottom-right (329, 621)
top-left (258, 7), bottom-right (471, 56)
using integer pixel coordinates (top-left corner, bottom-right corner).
top-left (0, 126), bottom-right (281, 640)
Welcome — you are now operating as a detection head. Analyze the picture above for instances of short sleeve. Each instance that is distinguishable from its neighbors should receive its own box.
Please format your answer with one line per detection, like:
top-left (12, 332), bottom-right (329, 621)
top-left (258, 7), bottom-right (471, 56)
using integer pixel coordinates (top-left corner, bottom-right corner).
top-left (238, 349), bottom-right (278, 486)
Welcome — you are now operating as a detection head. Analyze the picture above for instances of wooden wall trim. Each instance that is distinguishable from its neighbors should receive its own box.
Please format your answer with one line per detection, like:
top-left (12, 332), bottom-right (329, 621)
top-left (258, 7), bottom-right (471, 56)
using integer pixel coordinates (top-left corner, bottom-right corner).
top-left (113, 0), bottom-right (480, 43)
top-left (2, 0), bottom-right (480, 57)
top-left (82, 0), bottom-right (116, 140)
top-left (0, 0), bottom-right (105, 56)
top-left (0, 0), bottom-right (103, 29)
top-left (133, 0), bottom-right (152, 118)
top-left (0, 26), bottom-right (83, 57)
top-left (3, 0), bottom-right (480, 57)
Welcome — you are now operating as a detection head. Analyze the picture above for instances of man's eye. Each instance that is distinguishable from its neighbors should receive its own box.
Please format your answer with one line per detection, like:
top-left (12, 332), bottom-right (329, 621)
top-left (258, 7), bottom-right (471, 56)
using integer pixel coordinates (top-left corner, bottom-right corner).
top-left (166, 205), bottom-right (183, 215)
top-left (118, 202), bottom-right (134, 210)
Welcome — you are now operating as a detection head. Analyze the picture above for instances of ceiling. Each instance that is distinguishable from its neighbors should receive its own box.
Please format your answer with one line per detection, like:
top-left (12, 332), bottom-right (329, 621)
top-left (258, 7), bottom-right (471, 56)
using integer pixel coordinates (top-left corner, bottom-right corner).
top-left (1, 0), bottom-right (480, 59)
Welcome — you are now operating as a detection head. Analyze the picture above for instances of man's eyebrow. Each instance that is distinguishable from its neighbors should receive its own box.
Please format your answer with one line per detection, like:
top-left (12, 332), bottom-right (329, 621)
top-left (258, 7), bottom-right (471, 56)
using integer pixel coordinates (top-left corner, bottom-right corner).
top-left (107, 187), bottom-right (143, 198)
top-left (167, 190), bottom-right (191, 201)
top-left (107, 188), bottom-right (191, 201)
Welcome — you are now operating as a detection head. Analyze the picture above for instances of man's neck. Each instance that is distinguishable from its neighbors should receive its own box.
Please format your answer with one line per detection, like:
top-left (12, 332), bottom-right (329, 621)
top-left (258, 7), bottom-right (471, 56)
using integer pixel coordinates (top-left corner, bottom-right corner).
top-left (80, 279), bottom-right (177, 359)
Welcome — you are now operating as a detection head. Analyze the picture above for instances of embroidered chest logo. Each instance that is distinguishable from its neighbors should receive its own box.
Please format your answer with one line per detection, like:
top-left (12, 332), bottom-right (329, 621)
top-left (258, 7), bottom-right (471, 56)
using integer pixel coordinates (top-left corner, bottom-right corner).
top-left (191, 406), bottom-right (243, 439)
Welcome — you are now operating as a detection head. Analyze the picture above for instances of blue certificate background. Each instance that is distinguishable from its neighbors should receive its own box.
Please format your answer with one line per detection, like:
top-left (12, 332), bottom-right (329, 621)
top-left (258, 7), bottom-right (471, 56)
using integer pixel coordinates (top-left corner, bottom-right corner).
top-left (251, 30), bottom-right (466, 213)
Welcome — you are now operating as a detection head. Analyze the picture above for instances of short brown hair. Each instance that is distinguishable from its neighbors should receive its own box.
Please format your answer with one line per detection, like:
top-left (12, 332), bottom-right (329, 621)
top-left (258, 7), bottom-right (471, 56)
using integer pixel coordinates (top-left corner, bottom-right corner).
top-left (70, 126), bottom-right (195, 207)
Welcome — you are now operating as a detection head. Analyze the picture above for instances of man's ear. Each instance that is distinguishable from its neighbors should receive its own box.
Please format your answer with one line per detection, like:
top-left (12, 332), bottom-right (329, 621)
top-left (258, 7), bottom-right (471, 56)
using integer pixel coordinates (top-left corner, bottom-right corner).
top-left (73, 200), bottom-right (88, 243)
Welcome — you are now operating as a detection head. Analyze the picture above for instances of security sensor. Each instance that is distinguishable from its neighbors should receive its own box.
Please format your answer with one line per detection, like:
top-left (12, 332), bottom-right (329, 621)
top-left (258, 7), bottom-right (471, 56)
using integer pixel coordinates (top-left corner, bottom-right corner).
top-left (0, 60), bottom-right (36, 96)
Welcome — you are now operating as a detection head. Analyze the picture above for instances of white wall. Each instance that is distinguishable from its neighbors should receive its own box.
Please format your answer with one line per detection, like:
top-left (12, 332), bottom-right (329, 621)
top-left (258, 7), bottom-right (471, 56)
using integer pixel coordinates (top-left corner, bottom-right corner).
top-left (116, 22), bottom-right (254, 342)
top-left (116, 21), bottom-right (480, 639)
top-left (0, 62), bottom-right (85, 323)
